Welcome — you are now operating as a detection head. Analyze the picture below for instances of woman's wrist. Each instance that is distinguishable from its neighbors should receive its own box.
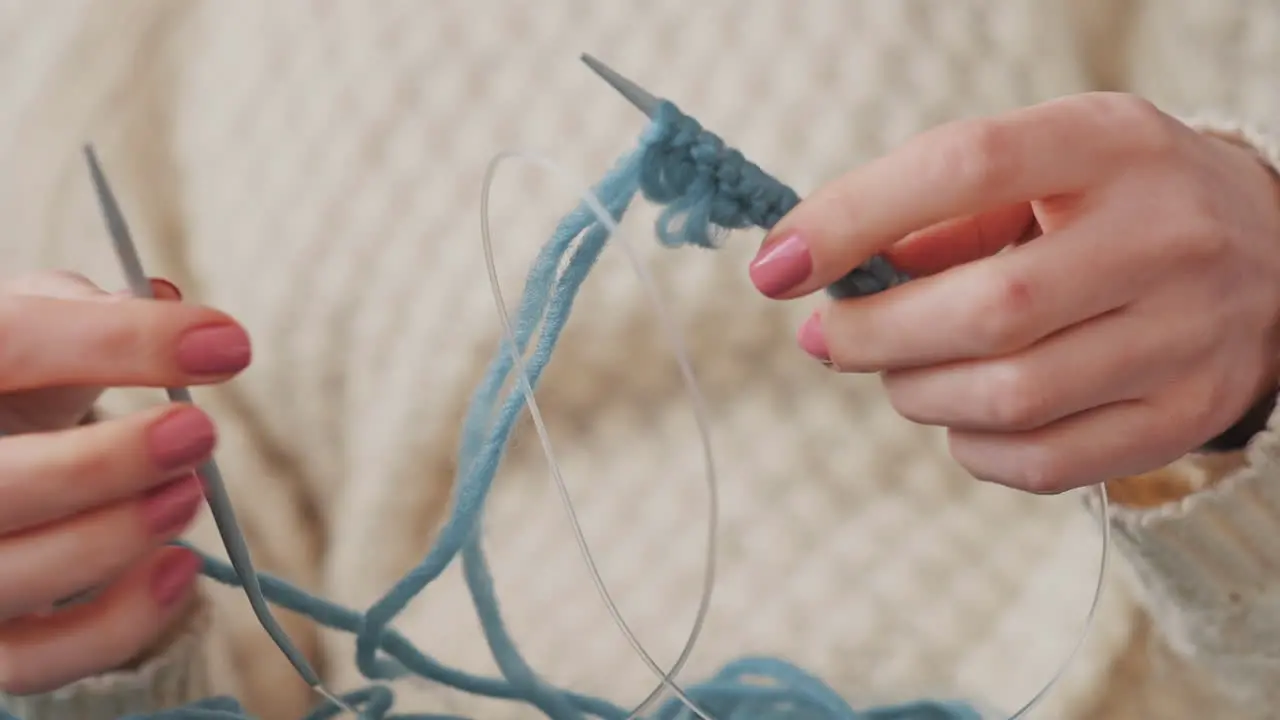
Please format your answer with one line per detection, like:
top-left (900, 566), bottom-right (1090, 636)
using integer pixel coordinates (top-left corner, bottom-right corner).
top-left (1190, 121), bottom-right (1280, 454)
top-left (1200, 390), bottom-right (1277, 453)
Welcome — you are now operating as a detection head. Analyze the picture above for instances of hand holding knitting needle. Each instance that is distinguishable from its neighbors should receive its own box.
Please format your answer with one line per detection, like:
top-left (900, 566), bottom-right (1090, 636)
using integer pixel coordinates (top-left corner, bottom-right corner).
top-left (751, 93), bottom-right (1280, 493)
top-left (0, 271), bottom-right (251, 694)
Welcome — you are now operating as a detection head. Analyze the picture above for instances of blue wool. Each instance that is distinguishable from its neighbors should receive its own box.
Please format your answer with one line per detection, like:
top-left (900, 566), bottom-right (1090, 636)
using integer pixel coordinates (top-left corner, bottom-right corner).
top-left (3, 102), bottom-right (983, 720)
top-left (638, 103), bottom-right (909, 299)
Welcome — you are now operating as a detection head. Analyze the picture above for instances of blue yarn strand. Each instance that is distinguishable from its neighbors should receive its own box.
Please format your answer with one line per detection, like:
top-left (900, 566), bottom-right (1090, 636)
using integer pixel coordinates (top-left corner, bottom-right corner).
top-left (2, 102), bottom-right (989, 720)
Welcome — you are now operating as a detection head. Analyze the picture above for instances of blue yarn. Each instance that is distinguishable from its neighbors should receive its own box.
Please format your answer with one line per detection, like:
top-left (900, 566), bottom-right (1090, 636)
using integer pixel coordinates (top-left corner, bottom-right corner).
top-left (634, 103), bottom-right (909, 298)
top-left (1, 101), bottom-right (984, 720)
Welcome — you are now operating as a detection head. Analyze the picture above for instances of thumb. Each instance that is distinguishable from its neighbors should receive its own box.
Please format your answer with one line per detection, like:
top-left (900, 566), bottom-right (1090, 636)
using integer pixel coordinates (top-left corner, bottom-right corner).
top-left (883, 202), bottom-right (1037, 278)
top-left (3, 271), bottom-right (182, 303)
top-left (2, 270), bottom-right (111, 300)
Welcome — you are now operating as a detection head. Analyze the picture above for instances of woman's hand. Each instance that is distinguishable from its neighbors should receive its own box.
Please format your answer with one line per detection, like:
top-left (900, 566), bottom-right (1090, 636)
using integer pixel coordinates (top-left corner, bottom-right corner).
top-left (0, 270), bottom-right (252, 695)
top-left (750, 93), bottom-right (1280, 493)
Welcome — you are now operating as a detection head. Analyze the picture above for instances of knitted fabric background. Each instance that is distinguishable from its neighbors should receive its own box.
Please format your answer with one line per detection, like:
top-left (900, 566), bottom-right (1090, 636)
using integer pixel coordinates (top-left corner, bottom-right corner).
top-left (1, 1), bottom-right (1278, 718)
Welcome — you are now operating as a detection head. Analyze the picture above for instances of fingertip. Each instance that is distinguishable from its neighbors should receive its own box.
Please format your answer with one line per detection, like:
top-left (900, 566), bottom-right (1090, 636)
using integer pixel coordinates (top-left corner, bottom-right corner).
top-left (796, 311), bottom-right (830, 363)
top-left (174, 322), bottom-right (253, 378)
top-left (748, 232), bottom-right (813, 298)
top-left (145, 403), bottom-right (218, 473)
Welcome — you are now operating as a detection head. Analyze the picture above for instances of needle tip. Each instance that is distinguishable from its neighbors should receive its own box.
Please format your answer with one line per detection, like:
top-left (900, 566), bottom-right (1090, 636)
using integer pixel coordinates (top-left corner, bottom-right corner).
top-left (83, 144), bottom-right (109, 194)
top-left (579, 53), bottom-right (662, 119)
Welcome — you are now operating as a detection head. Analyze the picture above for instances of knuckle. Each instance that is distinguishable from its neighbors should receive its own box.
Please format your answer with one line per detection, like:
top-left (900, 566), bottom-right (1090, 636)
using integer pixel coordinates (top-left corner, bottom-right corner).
top-left (938, 119), bottom-right (1017, 195)
top-left (87, 311), bottom-right (148, 359)
top-left (1164, 196), bottom-right (1230, 264)
top-left (1095, 93), bottom-right (1164, 127)
top-left (881, 373), bottom-right (931, 424)
top-left (1101, 94), bottom-right (1181, 157)
top-left (1010, 445), bottom-right (1072, 494)
top-left (1182, 376), bottom-right (1232, 438)
top-left (968, 273), bottom-right (1036, 354)
top-left (949, 431), bottom-right (1071, 494)
top-left (982, 362), bottom-right (1047, 430)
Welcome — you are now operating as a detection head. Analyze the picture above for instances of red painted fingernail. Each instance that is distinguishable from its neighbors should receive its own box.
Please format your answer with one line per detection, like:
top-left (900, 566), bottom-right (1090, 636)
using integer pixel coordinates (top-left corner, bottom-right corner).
top-left (148, 406), bottom-right (217, 470)
top-left (151, 547), bottom-right (202, 608)
top-left (797, 312), bottom-right (830, 362)
top-left (151, 278), bottom-right (182, 301)
top-left (140, 473), bottom-right (204, 537)
top-left (749, 233), bottom-right (812, 298)
top-left (176, 324), bottom-right (252, 375)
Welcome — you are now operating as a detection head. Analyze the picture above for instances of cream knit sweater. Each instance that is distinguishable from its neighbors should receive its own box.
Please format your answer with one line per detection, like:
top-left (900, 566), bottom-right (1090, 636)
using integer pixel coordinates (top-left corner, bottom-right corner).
top-left (1, 1), bottom-right (1280, 719)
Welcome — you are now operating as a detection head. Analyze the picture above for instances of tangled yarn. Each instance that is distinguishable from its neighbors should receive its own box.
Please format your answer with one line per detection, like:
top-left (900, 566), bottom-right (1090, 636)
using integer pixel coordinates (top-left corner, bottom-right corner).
top-left (3, 101), bottom-right (990, 720)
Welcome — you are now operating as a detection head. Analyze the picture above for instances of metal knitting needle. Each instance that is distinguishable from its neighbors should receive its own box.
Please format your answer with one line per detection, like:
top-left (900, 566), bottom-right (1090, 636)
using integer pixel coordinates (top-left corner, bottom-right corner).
top-left (83, 146), bottom-right (327, 693)
top-left (579, 54), bottom-right (907, 298)
top-left (580, 53), bottom-right (661, 118)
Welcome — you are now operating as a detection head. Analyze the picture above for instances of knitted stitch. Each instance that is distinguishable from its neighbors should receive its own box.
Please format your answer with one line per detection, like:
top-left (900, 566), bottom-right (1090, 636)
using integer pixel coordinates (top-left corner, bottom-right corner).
top-left (640, 103), bottom-right (909, 298)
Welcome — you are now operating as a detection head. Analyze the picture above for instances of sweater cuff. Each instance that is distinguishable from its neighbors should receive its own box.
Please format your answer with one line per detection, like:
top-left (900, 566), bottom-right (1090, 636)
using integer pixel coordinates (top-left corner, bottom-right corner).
top-left (1091, 394), bottom-right (1280, 705)
top-left (1, 591), bottom-right (215, 720)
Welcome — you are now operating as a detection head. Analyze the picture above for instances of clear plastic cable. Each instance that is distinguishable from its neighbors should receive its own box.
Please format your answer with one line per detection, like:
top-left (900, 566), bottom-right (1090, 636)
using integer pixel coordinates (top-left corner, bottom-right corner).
top-left (479, 148), bottom-right (1111, 720)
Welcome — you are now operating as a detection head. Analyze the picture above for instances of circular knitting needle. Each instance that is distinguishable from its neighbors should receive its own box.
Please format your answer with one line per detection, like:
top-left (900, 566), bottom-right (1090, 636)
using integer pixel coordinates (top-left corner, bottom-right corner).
top-left (82, 146), bottom-right (325, 692)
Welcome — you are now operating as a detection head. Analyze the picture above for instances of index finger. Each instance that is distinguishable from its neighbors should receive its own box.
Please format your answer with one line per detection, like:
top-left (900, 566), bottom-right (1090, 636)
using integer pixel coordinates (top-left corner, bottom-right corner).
top-left (0, 294), bottom-right (251, 391)
top-left (763, 93), bottom-right (1167, 298)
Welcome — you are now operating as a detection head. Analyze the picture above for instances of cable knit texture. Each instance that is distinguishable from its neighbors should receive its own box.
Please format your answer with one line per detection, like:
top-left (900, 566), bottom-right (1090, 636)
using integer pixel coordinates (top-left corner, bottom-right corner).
top-left (0, 2), bottom-right (1278, 719)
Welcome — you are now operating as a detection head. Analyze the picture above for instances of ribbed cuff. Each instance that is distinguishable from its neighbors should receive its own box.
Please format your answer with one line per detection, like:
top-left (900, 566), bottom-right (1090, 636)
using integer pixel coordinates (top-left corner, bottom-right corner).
top-left (1, 592), bottom-right (215, 720)
top-left (1089, 393), bottom-right (1280, 707)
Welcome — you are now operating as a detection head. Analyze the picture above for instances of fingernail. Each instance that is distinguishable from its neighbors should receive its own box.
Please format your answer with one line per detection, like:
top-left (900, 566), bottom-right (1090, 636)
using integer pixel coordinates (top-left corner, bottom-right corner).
top-left (140, 473), bottom-right (204, 537)
top-left (750, 233), bottom-right (812, 298)
top-left (148, 406), bottom-right (216, 470)
top-left (151, 278), bottom-right (182, 301)
top-left (151, 548), bottom-right (202, 608)
top-left (176, 324), bottom-right (252, 375)
top-left (111, 279), bottom-right (182, 301)
top-left (797, 312), bottom-right (830, 362)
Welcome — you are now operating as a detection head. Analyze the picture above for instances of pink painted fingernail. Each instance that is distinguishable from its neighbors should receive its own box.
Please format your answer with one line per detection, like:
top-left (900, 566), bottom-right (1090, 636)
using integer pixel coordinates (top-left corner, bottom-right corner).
top-left (797, 312), bottom-right (830, 362)
top-left (148, 406), bottom-right (216, 470)
top-left (151, 278), bottom-right (182, 301)
top-left (151, 547), bottom-right (202, 608)
top-left (176, 324), bottom-right (252, 376)
top-left (749, 233), bottom-right (812, 298)
top-left (111, 279), bottom-right (182, 301)
top-left (140, 473), bottom-right (204, 537)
